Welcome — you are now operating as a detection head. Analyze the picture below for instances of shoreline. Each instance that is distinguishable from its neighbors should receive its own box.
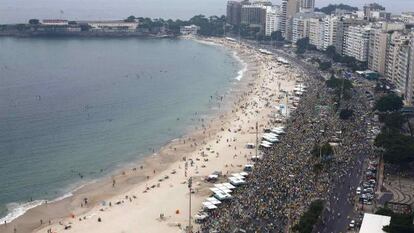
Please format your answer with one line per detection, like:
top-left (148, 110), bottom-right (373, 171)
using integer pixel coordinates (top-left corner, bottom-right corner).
top-left (0, 36), bottom-right (249, 232)
top-left (0, 37), bottom-right (302, 233)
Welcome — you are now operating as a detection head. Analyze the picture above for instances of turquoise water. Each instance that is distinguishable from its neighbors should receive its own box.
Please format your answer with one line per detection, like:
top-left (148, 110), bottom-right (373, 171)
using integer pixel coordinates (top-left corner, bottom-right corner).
top-left (0, 37), bottom-right (240, 221)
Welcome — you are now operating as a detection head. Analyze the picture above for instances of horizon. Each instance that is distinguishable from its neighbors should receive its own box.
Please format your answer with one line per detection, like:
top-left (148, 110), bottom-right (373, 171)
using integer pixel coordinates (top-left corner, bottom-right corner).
top-left (0, 0), bottom-right (412, 24)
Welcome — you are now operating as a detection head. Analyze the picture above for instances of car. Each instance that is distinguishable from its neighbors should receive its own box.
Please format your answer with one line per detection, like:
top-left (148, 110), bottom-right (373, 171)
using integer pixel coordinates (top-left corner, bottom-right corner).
top-left (356, 187), bottom-right (362, 195)
top-left (349, 220), bottom-right (355, 229)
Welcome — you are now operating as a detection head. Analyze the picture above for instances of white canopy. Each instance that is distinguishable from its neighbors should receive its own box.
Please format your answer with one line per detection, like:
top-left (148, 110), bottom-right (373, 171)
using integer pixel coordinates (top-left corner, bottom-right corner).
top-left (229, 176), bottom-right (246, 186)
top-left (222, 182), bottom-right (236, 189)
top-left (202, 202), bottom-right (217, 210)
top-left (206, 197), bottom-right (222, 205)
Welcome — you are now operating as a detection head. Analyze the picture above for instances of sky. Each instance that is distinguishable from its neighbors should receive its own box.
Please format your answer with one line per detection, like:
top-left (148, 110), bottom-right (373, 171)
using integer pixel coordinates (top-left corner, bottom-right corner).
top-left (0, 0), bottom-right (413, 24)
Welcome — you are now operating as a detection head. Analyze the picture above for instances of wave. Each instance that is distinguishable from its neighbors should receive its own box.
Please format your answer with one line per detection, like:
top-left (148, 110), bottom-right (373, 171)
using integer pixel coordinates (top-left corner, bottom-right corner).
top-left (0, 200), bottom-right (45, 224)
top-left (232, 51), bottom-right (247, 81)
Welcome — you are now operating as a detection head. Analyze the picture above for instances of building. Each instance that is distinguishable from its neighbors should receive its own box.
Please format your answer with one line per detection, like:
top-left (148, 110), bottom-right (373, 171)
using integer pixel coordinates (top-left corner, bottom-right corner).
top-left (241, 3), bottom-right (268, 34)
top-left (384, 31), bottom-right (414, 106)
top-left (180, 25), bottom-right (200, 35)
top-left (368, 28), bottom-right (389, 75)
top-left (359, 213), bottom-right (391, 233)
top-left (280, 0), bottom-right (288, 36)
top-left (401, 12), bottom-right (414, 25)
top-left (227, 1), bottom-right (242, 26)
top-left (299, 0), bottom-right (315, 12)
top-left (309, 17), bottom-right (325, 49)
top-left (322, 15), bottom-right (338, 50)
top-left (284, 0), bottom-right (300, 40)
top-left (86, 21), bottom-right (138, 32)
top-left (265, 6), bottom-right (280, 36)
top-left (363, 3), bottom-right (385, 21)
top-left (241, 4), bottom-right (266, 26)
top-left (344, 25), bottom-right (371, 61)
top-left (42, 19), bottom-right (69, 26)
top-left (292, 12), bottom-right (325, 43)
top-left (368, 22), bottom-right (405, 75)
top-left (335, 18), bottom-right (366, 55)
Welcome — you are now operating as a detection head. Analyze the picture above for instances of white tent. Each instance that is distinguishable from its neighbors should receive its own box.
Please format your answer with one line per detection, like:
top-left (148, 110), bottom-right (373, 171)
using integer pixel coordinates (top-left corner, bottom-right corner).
top-left (213, 192), bottom-right (232, 201)
top-left (260, 143), bottom-right (271, 148)
top-left (229, 176), bottom-right (246, 186)
top-left (202, 202), bottom-right (217, 210)
top-left (222, 183), bottom-right (236, 189)
top-left (206, 197), bottom-right (221, 205)
top-left (214, 184), bottom-right (232, 193)
top-left (231, 173), bottom-right (245, 179)
top-left (239, 172), bottom-right (249, 177)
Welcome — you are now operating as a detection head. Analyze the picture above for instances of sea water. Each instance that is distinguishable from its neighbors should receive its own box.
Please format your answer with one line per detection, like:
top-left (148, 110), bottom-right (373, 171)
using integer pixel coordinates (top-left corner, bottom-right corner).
top-left (0, 37), bottom-right (241, 222)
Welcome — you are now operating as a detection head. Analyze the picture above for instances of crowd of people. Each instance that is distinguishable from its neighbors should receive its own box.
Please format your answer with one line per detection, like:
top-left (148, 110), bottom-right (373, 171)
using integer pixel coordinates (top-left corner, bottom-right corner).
top-left (200, 60), bottom-right (374, 232)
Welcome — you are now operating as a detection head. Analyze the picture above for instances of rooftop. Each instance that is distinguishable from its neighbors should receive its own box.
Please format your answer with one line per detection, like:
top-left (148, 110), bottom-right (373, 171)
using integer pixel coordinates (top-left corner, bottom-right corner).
top-left (359, 213), bottom-right (391, 233)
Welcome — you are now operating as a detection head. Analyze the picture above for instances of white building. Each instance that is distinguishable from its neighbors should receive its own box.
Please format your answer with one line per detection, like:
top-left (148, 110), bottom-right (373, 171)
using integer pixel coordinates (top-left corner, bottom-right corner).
top-left (265, 6), bottom-right (280, 36)
top-left (300, 0), bottom-right (315, 12)
top-left (309, 17), bottom-right (324, 50)
top-left (180, 25), bottom-right (200, 35)
top-left (279, 0), bottom-right (288, 36)
top-left (42, 19), bottom-right (69, 26)
top-left (401, 12), bottom-right (414, 24)
top-left (322, 15), bottom-right (338, 50)
top-left (292, 12), bottom-right (325, 43)
top-left (344, 25), bottom-right (371, 62)
top-left (368, 28), bottom-right (388, 75)
top-left (86, 21), bottom-right (138, 32)
top-left (359, 213), bottom-right (391, 233)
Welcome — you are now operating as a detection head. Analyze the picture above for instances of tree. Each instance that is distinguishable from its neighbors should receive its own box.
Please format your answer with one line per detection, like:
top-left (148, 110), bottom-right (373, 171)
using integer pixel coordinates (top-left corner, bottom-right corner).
top-left (376, 207), bottom-right (414, 233)
top-left (375, 94), bottom-right (404, 112)
top-left (28, 19), bottom-right (40, 25)
top-left (374, 131), bottom-right (414, 165)
top-left (311, 143), bottom-right (333, 160)
top-left (379, 112), bottom-right (406, 130)
top-left (296, 37), bottom-right (310, 54)
top-left (319, 61), bottom-right (332, 71)
top-left (124, 15), bottom-right (136, 22)
top-left (339, 109), bottom-right (353, 120)
top-left (293, 200), bottom-right (324, 233)
top-left (325, 45), bottom-right (336, 58)
top-left (271, 31), bottom-right (284, 41)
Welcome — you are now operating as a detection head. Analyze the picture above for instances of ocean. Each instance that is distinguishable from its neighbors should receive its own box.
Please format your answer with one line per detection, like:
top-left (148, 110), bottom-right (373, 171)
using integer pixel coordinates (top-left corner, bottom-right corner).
top-left (0, 0), bottom-right (409, 24)
top-left (0, 37), bottom-right (241, 222)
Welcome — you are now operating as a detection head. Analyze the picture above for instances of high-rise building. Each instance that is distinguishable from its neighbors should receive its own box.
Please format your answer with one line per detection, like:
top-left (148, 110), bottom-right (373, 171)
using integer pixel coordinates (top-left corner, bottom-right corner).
top-left (368, 28), bottom-right (389, 75)
top-left (284, 0), bottom-right (300, 41)
top-left (363, 3), bottom-right (385, 21)
top-left (309, 17), bottom-right (325, 49)
top-left (406, 37), bottom-right (414, 105)
top-left (292, 12), bottom-right (325, 43)
top-left (335, 18), bottom-right (366, 55)
top-left (227, 1), bottom-right (242, 26)
top-left (385, 31), bottom-right (414, 105)
top-left (241, 3), bottom-right (267, 34)
top-left (280, 0), bottom-right (288, 36)
top-left (265, 6), bottom-right (280, 36)
top-left (322, 15), bottom-right (338, 50)
top-left (344, 25), bottom-right (371, 61)
top-left (300, 0), bottom-right (315, 12)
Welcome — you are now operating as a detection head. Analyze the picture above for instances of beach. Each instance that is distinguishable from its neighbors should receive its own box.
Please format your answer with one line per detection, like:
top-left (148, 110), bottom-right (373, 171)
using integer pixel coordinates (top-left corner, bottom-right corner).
top-left (1, 37), bottom-right (302, 233)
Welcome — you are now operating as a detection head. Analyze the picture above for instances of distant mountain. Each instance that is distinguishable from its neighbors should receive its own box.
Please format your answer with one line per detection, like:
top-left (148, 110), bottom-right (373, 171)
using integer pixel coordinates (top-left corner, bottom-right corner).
top-left (315, 4), bottom-right (359, 15)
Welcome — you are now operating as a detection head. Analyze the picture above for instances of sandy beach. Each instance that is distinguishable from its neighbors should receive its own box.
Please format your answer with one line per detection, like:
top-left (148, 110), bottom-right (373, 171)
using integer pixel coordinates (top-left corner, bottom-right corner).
top-left (1, 37), bottom-right (303, 233)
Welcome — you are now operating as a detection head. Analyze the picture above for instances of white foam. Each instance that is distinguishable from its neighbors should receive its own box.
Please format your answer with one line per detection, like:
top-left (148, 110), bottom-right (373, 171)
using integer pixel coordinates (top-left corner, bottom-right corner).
top-left (0, 200), bottom-right (45, 224)
top-left (232, 51), bottom-right (247, 81)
